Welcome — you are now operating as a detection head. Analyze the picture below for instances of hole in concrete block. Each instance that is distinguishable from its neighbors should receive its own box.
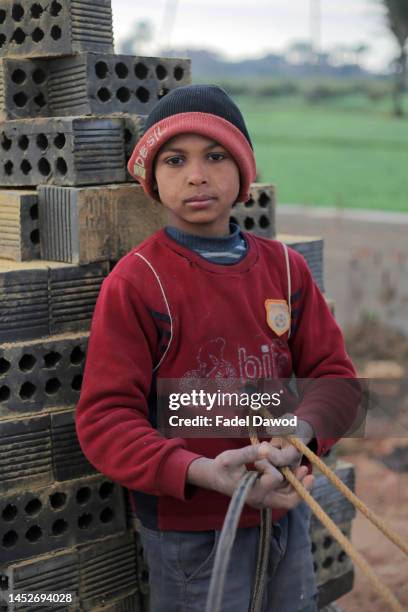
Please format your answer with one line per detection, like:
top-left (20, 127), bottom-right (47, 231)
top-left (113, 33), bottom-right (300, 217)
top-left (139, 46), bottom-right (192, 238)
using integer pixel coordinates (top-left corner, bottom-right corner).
top-left (11, 4), bottom-right (24, 21)
top-left (30, 203), bottom-right (38, 219)
top-left (230, 216), bottom-right (238, 226)
top-left (71, 374), bottom-right (82, 391)
top-left (49, 492), bottom-right (66, 509)
top-left (244, 197), bottom-right (254, 208)
top-left (136, 86), bottom-right (149, 103)
top-left (115, 62), bottom-right (128, 78)
top-left (43, 351), bottom-right (61, 368)
top-left (4, 161), bottom-right (14, 175)
top-left (36, 133), bottom-right (48, 150)
top-left (134, 62), bottom-right (148, 79)
top-left (26, 525), bottom-right (42, 542)
top-left (155, 64), bottom-right (167, 80)
top-left (244, 217), bottom-right (255, 230)
top-left (259, 215), bottom-right (270, 229)
top-left (13, 91), bottom-right (27, 107)
top-left (311, 541), bottom-right (316, 553)
top-left (1, 134), bottom-right (12, 150)
top-left (19, 381), bottom-right (36, 400)
top-left (97, 87), bottom-right (111, 102)
top-left (117, 87), bottom-right (130, 103)
top-left (322, 556), bottom-right (333, 569)
top-left (0, 34), bottom-right (7, 48)
top-left (25, 498), bottom-right (42, 515)
top-left (76, 487), bottom-right (91, 505)
top-left (50, 25), bottom-right (61, 40)
top-left (18, 354), bottom-right (36, 371)
top-left (34, 92), bottom-right (46, 107)
top-left (50, 1), bottom-right (62, 16)
top-left (30, 229), bottom-right (39, 244)
top-left (78, 513), bottom-right (93, 529)
top-left (54, 133), bottom-right (66, 148)
top-left (45, 377), bottom-right (61, 394)
top-left (2, 505), bottom-right (18, 521)
top-left (174, 66), bottom-right (184, 80)
top-left (259, 192), bottom-right (270, 207)
top-left (95, 61), bottom-right (108, 79)
top-left (56, 157), bottom-right (67, 175)
top-left (31, 3), bottom-right (44, 18)
top-left (11, 28), bottom-right (26, 44)
top-left (18, 135), bottom-right (29, 150)
top-left (32, 68), bottom-right (46, 84)
top-left (11, 68), bottom-right (26, 84)
top-left (3, 531), bottom-right (18, 548)
top-left (0, 358), bottom-right (11, 375)
top-left (21, 159), bottom-right (32, 174)
top-left (323, 536), bottom-right (333, 549)
top-left (99, 481), bottom-right (114, 499)
top-left (0, 385), bottom-right (11, 402)
top-left (52, 519), bottom-right (68, 536)
top-left (338, 551), bottom-right (347, 563)
top-left (313, 562), bottom-right (318, 572)
top-left (38, 158), bottom-right (51, 175)
top-left (0, 10), bottom-right (6, 24)
top-left (32, 27), bottom-right (44, 42)
top-left (70, 346), bottom-right (85, 364)
top-left (100, 507), bottom-right (114, 523)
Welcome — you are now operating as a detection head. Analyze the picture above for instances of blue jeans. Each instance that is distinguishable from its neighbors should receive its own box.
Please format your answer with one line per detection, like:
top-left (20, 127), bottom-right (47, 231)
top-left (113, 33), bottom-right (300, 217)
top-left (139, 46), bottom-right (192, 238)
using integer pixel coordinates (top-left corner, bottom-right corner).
top-left (138, 501), bottom-right (318, 612)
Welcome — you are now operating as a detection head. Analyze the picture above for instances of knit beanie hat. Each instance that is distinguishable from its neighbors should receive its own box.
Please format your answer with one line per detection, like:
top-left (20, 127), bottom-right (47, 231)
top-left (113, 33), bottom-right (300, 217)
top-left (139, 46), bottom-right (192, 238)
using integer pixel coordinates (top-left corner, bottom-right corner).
top-left (127, 84), bottom-right (257, 203)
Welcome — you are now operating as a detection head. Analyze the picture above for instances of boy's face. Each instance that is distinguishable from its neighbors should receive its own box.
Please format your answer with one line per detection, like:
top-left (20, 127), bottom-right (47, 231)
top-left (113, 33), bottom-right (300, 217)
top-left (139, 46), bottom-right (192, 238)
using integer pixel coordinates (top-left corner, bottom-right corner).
top-left (153, 133), bottom-right (240, 237)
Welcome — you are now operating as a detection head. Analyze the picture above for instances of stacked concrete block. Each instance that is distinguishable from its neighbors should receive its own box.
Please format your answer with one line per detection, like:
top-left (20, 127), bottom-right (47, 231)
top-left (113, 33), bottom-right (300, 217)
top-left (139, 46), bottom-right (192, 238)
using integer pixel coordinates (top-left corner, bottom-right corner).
top-left (38, 183), bottom-right (165, 263)
top-left (278, 233), bottom-right (325, 292)
top-left (0, 190), bottom-right (40, 260)
top-left (0, 260), bottom-right (108, 342)
top-left (47, 53), bottom-right (191, 116)
top-left (0, 0), bottom-right (114, 58)
top-left (0, 117), bottom-right (127, 186)
top-left (230, 183), bottom-right (276, 238)
top-left (0, 3), bottom-right (167, 608)
top-left (0, 54), bottom-right (191, 120)
top-left (311, 462), bottom-right (355, 607)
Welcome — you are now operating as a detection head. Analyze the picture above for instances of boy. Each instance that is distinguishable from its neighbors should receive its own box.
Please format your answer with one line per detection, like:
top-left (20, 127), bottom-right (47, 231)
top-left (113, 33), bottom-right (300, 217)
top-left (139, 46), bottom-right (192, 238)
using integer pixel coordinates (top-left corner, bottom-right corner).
top-left (75, 84), bottom-right (357, 611)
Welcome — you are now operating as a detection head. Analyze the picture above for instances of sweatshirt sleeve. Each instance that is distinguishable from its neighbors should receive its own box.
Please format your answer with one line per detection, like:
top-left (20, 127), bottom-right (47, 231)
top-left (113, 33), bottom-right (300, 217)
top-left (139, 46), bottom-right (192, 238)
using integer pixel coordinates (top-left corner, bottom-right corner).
top-left (287, 249), bottom-right (361, 458)
top-left (75, 271), bottom-right (203, 500)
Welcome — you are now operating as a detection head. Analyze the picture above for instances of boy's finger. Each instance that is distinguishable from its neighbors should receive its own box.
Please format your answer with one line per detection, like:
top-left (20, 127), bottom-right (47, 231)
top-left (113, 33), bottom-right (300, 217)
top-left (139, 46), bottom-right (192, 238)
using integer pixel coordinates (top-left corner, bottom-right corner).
top-left (254, 459), bottom-right (284, 483)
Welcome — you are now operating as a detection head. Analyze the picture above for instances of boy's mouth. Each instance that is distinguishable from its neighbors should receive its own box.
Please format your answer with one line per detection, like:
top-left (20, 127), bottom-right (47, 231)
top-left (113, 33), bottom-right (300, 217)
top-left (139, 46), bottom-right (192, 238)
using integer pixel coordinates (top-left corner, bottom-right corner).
top-left (184, 194), bottom-right (217, 209)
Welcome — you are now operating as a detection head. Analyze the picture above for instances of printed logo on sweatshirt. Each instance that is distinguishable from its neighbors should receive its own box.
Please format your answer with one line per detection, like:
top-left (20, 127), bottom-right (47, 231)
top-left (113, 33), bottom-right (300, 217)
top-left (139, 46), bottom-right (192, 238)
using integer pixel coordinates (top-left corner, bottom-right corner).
top-left (181, 337), bottom-right (237, 390)
top-left (180, 337), bottom-right (290, 385)
top-left (238, 342), bottom-right (290, 379)
top-left (264, 299), bottom-right (290, 336)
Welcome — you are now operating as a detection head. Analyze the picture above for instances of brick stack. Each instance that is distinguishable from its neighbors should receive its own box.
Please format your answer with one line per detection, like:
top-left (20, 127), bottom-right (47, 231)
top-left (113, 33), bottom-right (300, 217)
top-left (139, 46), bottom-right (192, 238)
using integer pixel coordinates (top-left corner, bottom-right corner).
top-left (0, 1), bottom-right (190, 610)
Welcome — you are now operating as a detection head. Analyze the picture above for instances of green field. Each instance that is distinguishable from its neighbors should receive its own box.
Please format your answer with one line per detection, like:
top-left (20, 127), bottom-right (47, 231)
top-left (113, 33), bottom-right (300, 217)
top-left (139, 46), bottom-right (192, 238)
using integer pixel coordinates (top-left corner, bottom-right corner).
top-left (233, 94), bottom-right (408, 212)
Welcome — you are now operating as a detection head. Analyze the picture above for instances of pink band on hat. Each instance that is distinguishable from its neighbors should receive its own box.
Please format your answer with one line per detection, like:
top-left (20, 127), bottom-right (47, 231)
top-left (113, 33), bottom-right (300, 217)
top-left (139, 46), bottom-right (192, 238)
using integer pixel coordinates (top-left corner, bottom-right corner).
top-left (127, 112), bottom-right (257, 203)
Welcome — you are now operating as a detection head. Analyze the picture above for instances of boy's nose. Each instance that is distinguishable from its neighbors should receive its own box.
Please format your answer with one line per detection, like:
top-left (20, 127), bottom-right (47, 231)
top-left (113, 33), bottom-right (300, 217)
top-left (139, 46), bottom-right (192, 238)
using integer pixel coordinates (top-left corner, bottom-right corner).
top-left (187, 160), bottom-right (208, 185)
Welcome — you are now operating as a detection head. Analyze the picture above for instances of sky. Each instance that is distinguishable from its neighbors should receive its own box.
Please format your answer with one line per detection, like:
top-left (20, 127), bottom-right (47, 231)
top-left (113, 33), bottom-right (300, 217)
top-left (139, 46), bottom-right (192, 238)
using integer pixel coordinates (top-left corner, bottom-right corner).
top-left (111, 0), bottom-right (398, 73)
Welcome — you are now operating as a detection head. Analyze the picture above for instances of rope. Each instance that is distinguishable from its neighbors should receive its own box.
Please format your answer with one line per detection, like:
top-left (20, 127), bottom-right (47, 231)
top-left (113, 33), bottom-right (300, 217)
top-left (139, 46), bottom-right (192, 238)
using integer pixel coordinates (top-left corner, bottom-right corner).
top-left (205, 432), bottom-right (407, 612)
top-left (287, 435), bottom-right (408, 556)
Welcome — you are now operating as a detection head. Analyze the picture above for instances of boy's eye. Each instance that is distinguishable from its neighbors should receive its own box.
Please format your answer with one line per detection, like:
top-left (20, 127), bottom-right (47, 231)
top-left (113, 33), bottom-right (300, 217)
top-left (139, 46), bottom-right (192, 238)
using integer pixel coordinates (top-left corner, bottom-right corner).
top-left (165, 156), bottom-right (184, 165)
top-left (208, 152), bottom-right (226, 161)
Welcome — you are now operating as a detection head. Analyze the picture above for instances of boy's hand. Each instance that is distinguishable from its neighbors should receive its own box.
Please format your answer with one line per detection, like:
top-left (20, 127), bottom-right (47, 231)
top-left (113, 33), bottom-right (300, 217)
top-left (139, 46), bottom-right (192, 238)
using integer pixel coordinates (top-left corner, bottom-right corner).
top-left (266, 417), bottom-right (315, 471)
top-left (187, 443), bottom-right (313, 511)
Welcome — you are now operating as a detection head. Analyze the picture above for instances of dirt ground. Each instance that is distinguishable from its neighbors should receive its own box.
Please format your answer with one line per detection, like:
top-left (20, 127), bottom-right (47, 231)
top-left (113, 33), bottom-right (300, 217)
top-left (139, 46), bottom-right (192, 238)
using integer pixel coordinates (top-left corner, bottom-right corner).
top-left (276, 207), bottom-right (408, 611)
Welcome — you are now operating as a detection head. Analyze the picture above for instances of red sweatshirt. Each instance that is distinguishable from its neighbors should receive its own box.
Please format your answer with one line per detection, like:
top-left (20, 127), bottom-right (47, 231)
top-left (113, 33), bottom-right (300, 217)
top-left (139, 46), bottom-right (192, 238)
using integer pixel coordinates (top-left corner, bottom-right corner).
top-left (75, 228), bottom-right (358, 530)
